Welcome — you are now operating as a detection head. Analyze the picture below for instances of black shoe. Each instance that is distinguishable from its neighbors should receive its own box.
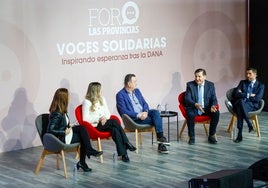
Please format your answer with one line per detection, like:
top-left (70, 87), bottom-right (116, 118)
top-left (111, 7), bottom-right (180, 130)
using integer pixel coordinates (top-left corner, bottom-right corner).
top-left (158, 143), bottom-right (169, 154)
top-left (234, 135), bottom-right (243, 143)
top-left (248, 126), bottom-right (255, 133)
top-left (122, 154), bottom-right (130, 162)
top-left (208, 136), bottom-right (217, 144)
top-left (126, 142), bottom-right (136, 152)
top-left (77, 162), bottom-right (92, 172)
top-left (188, 138), bottom-right (195, 145)
top-left (157, 136), bottom-right (170, 145)
top-left (87, 149), bottom-right (103, 158)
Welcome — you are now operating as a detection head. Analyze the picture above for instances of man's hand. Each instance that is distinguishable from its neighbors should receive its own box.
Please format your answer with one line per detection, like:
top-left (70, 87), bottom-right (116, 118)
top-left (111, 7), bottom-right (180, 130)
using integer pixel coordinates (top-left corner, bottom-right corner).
top-left (138, 112), bottom-right (148, 120)
top-left (195, 103), bottom-right (205, 113)
top-left (210, 105), bottom-right (217, 113)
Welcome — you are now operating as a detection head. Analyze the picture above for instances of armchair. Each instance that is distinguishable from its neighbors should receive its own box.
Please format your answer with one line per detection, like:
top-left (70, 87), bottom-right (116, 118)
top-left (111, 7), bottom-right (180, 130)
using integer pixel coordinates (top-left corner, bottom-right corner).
top-left (75, 104), bottom-right (121, 163)
top-left (35, 113), bottom-right (80, 178)
top-left (225, 88), bottom-right (265, 138)
top-left (178, 91), bottom-right (219, 140)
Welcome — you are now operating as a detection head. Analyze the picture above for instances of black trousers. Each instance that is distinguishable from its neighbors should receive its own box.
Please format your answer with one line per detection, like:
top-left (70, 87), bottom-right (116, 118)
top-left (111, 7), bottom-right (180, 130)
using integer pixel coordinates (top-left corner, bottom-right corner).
top-left (97, 119), bottom-right (129, 156)
top-left (234, 98), bottom-right (256, 136)
top-left (186, 108), bottom-right (219, 139)
top-left (71, 125), bottom-right (94, 164)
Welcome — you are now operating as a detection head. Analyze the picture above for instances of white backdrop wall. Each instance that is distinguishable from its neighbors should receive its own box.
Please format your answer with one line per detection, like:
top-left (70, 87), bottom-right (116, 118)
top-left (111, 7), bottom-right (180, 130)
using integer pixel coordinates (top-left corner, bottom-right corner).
top-left (0, 0), bottom-right (246, 152)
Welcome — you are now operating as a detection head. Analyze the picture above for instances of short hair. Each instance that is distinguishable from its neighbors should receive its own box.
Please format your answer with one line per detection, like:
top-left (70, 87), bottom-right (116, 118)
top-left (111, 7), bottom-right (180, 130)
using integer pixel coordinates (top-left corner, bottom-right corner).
top-left (194, 68), bottom-right (206, 76)
top-left (124, 74), bottom-right (136, 86)
top-left (246, 67), bottom-right (257, 74)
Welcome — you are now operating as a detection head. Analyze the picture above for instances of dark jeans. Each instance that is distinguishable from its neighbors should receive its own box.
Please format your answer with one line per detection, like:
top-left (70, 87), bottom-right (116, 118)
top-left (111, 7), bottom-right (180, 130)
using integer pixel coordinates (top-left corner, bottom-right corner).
top-left (134, 109), bottom-right (163, 134)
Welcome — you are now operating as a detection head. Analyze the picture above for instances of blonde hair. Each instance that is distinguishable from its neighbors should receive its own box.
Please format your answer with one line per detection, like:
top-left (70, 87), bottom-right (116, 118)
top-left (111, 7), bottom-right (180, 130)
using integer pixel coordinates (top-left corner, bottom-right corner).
top-left (85, 82), bottom-right (103, 111)
top-left (49, 88), bottom-right (69, 114)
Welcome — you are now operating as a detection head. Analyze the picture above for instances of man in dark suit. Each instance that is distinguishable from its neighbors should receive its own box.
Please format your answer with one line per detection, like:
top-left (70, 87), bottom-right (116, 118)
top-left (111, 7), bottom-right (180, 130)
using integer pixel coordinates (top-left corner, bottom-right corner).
top-left (116, 74), bottom-right (169, 154)
top-left (233, 67), bottom-right (265, 143)
top-left (184, 68), bottom-right (219, 145)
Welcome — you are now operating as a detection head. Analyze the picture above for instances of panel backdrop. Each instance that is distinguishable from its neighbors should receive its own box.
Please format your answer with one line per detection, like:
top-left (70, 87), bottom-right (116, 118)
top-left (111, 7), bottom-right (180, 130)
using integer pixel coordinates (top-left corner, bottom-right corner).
top-left (0, 0), bottom-right (246, 152)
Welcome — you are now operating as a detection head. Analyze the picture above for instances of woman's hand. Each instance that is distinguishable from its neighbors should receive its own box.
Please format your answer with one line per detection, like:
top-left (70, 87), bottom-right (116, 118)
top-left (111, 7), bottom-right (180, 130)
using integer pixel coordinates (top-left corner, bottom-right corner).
top-left (99, 116), bottom-right (107, 126)
top-left (65, 127), bottom-right (71, 135)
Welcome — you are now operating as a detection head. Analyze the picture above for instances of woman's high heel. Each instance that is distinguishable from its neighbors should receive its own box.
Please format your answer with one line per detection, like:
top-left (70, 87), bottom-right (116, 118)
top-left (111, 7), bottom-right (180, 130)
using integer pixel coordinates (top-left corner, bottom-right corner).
top-left (76, 162), bottom-right (92, 172)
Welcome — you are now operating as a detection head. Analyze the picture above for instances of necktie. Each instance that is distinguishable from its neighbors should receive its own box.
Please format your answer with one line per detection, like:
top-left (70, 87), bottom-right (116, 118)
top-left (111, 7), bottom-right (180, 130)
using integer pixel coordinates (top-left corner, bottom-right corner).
top-left (198, 85), bottom-right (203, 115)
top-left (247, 82), bottom-right (253, 98)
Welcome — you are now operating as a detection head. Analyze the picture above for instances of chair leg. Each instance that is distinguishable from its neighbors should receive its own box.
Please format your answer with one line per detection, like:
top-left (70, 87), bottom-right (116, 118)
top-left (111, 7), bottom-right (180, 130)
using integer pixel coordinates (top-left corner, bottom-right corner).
top-left (75, 146), bottom-right (80, 160)
top-left (179, 120), bottom-right (187, 139)
top-left (227, 115), bottom-right (236, 138)
top-left (35, 149), bottom-right (47, 175)
top-left (135, 129), bottom-right (139, 154)
top-left (61, 150), bottom-right (68, 179)
top-left (252, 115), bottom-right (261, 137)
top-left (139, 132), bottom-right (142, 145)
top-left (56, 154), bottom-right (60, 170)
top-left (151, 132), bottom-right (153, 145)
top-left (97, 137), bottom-right (104, 163)
top-left (203, 123), bottom-right (209, 136)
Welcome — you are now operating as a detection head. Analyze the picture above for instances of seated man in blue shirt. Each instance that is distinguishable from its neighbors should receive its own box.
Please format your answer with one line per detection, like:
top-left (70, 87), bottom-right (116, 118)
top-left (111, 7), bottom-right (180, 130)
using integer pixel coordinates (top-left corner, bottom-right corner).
top-left (116, 74), bottom-right (169, 154)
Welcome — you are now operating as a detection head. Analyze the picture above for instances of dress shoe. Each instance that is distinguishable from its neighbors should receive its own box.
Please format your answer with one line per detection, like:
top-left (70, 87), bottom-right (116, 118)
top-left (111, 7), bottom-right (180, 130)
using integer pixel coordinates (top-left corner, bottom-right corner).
top-left (234, 136), bottom-right (243, 143)
top-left (77, 161), bottom-right (92, 172)
top-left (188, 138), bottom-right (195, 145)
top-left (208, 136), bottom-right (217, 144)
top-left (87, 149), bottom-right (103, 158)
top-left (122, 154), bottom-right (130, 162)
top-left (248, 126), bottom-right (255, 133)
top-left (126, 142), bottom-right (136, 152)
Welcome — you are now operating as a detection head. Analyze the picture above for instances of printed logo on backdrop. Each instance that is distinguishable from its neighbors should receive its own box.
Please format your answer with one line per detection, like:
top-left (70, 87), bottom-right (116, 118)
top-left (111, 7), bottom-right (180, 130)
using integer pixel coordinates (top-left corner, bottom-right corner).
top-left (56, 1), bottom-right (167, 65)
top-left (88, 1), bottom-right (140, 36)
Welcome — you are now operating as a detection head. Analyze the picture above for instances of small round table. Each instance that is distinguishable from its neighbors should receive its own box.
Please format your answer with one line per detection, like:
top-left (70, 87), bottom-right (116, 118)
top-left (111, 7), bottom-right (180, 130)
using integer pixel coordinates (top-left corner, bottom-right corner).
top-left (160, 111), bottom-right (179, 142)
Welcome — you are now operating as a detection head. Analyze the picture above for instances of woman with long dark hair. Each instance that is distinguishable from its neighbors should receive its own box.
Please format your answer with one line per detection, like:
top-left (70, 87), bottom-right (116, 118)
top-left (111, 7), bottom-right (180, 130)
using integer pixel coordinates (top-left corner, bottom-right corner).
top-left (47, 88), bottom-right (102, 172)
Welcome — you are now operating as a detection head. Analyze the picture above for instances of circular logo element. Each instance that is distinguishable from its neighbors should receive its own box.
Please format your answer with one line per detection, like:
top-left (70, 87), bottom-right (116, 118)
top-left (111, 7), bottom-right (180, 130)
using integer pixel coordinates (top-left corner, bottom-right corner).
top-left (122, 1), bottom-right (139, 25)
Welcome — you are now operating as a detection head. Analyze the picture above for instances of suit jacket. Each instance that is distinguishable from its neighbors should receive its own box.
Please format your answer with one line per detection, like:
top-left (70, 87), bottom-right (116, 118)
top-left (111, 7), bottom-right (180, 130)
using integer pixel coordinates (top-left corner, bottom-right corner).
top-left (233, 79), bottom-right (265, 109)
top-left (184, 80), bottom-right (218, 112)
top-left (116, 88), bottom-right (149, 119)
top-left (47, 110), bottom-right (69, 142)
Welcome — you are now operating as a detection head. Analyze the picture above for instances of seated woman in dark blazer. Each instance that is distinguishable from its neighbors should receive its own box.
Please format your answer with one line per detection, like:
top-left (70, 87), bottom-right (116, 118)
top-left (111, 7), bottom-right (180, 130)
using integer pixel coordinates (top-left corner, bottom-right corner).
top-left (47, 88), bottom-right (102, 172)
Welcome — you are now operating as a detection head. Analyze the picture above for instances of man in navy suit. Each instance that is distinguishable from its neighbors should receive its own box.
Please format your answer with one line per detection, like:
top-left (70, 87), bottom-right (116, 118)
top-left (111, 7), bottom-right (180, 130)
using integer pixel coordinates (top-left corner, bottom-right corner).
top-left (233, 67), bottom-right (265, 143)
top-left (116, 74), bottom-right (169, 154)
top-left (184, 68), bottom-right (219, 145)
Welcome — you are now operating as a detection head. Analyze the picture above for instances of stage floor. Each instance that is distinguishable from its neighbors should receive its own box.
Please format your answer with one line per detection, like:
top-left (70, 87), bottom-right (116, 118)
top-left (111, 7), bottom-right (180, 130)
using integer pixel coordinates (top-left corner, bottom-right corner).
top-left (0, 112), bottom-right (267, 188)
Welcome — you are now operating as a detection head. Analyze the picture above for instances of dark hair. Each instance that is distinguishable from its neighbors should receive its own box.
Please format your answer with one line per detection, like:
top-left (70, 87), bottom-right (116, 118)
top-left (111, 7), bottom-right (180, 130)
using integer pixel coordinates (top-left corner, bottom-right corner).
top-left (194, 68), bottom-right (206, 76)
top-left (124, 74), bottom-right (136, 86)
top-left (49, 88), bottom-right (69, 113)
top-left (246, 67), bottom-right (257, 74)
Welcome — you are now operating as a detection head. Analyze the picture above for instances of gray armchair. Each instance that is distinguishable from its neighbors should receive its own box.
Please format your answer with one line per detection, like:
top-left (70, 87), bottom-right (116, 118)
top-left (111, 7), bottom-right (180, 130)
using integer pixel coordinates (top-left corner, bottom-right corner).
top-left (225, 88), bottom-right (265, 138)
top-left (35, 113), bottom-right (80, 178)
top-left (122, 114), bottom-right (155, 154)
